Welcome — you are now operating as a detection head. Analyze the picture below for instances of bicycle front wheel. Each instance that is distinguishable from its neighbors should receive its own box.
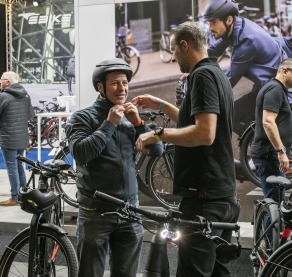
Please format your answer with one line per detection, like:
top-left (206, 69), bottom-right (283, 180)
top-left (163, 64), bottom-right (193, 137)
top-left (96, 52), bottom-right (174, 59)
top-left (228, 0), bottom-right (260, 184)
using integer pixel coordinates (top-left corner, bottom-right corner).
top-left (120, 46), bottom-right (140, 76)
top-left (146, 144), bottom-right (182, 209)
top-left (54, 146), bottom-right (78, 208)
top-left (260, 240), bottom-right (292, 277)
top-left (0, 226), bottom-right (78, 277)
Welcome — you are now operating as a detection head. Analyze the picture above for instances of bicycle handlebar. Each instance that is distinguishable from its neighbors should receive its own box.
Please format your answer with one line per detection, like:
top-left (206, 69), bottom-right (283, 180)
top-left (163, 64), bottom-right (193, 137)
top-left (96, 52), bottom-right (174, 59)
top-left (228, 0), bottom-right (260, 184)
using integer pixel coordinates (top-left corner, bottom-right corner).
top-left (17, 155), bottom-right (65, 176)
top-left (93, 190), bottom-right (240, 232)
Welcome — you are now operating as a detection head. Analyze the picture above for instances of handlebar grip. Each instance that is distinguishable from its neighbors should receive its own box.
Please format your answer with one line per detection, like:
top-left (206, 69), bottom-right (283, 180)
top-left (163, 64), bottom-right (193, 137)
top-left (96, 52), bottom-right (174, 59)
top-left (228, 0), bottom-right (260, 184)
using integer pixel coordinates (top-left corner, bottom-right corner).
top-left (16, 155), bottom-right (37, 167)
top-left (211, 222), bottom-right (240, 231)
top-left (94, 190), bottom-right (125, 206)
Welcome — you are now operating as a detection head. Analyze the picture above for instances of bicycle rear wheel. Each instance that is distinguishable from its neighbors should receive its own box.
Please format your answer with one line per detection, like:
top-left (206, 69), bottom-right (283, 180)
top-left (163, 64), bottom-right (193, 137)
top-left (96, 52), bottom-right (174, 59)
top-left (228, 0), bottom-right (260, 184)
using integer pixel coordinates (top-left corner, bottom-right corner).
top-left (54, 146), bottom-right (78, 208)
top-left (146, 144), bottom-right (182, 209)
top-left (252, 199), bottom-right (280, 276)
top-left (119, 46), bottom-right (140, 76)
top-left (240, 125), bottom-right (261, 187)
top-left (260, 240), bottom-right (292, 277)
top-left (0, 226), bottom-right (78, 277)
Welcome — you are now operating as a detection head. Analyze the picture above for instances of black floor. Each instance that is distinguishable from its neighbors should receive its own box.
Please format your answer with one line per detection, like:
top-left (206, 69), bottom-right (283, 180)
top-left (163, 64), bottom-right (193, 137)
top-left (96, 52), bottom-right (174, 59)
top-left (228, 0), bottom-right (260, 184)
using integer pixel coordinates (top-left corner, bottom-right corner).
top-left (0, 231), bottom-right (253, 276)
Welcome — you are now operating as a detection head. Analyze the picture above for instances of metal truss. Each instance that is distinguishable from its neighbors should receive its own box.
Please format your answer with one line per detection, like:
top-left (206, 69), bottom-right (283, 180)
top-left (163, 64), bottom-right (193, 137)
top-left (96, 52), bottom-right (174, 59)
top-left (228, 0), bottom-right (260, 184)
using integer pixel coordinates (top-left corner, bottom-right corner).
top-left (4, 0), bottom-right (74, 83)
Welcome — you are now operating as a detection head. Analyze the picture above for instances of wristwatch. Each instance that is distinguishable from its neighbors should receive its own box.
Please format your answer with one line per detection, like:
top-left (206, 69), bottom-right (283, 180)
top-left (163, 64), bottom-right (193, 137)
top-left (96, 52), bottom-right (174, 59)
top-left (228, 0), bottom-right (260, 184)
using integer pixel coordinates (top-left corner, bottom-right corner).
top-left (276, 146), bottom-right (286, 155)
top-left (153, 127), bottom-right (164, 142)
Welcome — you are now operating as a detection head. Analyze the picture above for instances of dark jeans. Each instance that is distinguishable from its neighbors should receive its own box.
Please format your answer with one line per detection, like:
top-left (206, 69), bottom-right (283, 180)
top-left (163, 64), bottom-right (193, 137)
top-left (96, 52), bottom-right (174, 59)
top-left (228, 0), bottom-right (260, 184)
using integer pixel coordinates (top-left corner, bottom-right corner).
top-left (77, 206), bottom-right (144, 277)
top-left (176, 196), bottom-right (240, 277)
top-left (1, 147), bottom-right (26, 199)
top-left (252, 157), bottom-right (285, 202)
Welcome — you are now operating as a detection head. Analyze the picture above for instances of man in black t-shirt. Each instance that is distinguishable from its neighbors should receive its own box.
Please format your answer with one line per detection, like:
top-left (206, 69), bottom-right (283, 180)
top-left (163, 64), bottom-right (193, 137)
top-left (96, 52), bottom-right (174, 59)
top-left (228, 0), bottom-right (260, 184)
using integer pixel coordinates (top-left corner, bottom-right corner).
top-left (132, 21), bottom-right (240, 277)
top-left (251, 59), bottom-right (292, 202)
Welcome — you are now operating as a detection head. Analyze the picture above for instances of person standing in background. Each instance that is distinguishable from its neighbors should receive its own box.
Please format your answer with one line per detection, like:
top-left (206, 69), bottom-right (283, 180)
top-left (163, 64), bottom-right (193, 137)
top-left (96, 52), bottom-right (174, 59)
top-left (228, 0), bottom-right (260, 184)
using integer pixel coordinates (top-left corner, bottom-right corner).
top-left (0, 71), bottom-right (34, 206)
top-left (251, 59), bottom-right (292, 202)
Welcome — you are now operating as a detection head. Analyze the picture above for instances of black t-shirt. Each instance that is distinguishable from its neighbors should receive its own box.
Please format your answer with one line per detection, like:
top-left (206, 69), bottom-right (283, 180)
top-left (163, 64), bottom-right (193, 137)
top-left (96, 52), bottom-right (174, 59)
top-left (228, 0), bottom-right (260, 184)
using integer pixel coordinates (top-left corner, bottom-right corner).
top-left (173, 57), bottom-right (236, 199)
top-left (251, 79), bottom-right (292, 159)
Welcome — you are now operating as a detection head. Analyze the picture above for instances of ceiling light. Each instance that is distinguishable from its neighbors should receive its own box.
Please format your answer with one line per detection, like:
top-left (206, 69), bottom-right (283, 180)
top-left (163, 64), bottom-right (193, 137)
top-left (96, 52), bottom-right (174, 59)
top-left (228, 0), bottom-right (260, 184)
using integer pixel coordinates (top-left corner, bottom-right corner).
top-left (33, 1), bottom-right (38, 6)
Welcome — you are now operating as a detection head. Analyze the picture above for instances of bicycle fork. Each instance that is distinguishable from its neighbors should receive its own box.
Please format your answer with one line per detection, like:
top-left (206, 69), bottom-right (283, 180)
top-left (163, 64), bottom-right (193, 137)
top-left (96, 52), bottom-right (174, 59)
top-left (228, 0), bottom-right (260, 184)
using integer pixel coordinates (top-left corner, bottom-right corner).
top-left (143, 229), bottom-right (170, 277)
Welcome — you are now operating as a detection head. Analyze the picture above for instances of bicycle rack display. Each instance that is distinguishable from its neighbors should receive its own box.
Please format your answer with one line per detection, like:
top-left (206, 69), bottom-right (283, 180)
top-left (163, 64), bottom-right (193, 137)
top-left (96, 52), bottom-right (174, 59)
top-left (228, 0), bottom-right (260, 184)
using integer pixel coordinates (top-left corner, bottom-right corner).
top-left (37, 111), bottom-right (72, 161)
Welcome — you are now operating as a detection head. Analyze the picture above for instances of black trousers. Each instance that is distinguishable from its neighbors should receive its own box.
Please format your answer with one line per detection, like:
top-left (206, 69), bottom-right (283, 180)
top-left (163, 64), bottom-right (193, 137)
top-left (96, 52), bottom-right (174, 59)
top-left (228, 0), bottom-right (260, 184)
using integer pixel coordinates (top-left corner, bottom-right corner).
top-left (176, 196), bottom-right (240, 277)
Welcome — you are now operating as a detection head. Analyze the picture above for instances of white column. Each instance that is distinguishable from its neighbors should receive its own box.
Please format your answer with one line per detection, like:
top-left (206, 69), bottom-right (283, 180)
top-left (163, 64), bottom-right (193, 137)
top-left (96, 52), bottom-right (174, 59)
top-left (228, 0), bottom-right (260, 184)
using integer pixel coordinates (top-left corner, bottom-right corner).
top-left (74, 0), bottom-right (116, 109)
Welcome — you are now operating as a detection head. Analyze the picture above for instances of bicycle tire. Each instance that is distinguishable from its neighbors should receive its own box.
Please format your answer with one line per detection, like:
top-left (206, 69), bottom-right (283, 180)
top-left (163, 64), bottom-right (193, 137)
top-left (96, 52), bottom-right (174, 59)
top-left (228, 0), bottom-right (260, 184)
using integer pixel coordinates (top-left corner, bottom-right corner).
top-left (146, 144), bottom-right (182, 209)
top-left (252, 199), bottom-right (281, 276)
top-left (54, 146), bottom-right (78, 208)
top-left (159, 35), bottom-right (172, 63)
top-left (120, 45), bottom-right (140, 76)
top-left (260, 240), bottom-right (292, 277)
top-left (240, 126), bottom-right (261, 187)
top-left (46, 124), bottom-right (60, 148)
top-left (0, 226), bottom-right (78, 277)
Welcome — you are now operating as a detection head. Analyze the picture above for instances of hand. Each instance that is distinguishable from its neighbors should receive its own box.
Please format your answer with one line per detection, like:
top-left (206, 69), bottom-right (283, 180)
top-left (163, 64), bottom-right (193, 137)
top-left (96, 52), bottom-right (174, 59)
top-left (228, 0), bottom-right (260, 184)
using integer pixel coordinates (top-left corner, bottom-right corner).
top-left (123, 102), bottom-right (140, 124)
top-left (278, 153), bottom-right (290, 172)
top-left (107, 105), bottom-right (125, 126)
top-left (135, 131), bottom-right (157, 154)
top-left (132, 94), bottom-right (163, 110)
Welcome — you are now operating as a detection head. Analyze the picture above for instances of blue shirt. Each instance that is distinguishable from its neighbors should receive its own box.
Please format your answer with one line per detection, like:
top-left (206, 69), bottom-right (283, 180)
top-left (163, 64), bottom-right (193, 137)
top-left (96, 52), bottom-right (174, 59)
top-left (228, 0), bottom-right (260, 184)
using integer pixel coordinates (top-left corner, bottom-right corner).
top-left (208, 17), bottom-right (289, 91)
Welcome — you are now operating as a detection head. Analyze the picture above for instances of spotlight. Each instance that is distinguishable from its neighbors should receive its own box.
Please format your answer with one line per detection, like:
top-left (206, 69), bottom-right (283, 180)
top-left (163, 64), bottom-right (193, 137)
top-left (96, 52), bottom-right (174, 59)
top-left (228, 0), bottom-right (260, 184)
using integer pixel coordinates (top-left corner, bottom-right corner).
top-left (33, 1), bottom-right (39, 6)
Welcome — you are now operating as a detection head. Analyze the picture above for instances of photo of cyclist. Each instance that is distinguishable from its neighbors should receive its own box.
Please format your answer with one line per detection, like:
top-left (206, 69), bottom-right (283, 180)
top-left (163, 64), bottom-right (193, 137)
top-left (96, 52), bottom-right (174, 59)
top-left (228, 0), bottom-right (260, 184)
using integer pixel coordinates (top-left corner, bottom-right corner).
top-left (204, 0), bottom-right (291, 135)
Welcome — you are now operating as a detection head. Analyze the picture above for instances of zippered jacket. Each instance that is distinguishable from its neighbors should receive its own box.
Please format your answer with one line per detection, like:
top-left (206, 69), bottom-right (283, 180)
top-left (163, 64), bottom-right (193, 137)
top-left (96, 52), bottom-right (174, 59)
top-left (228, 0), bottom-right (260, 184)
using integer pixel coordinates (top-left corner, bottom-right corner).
top-left (65, 95), bottom-right (163, 210)
top-left (0, 83), bottom-right (34, 149)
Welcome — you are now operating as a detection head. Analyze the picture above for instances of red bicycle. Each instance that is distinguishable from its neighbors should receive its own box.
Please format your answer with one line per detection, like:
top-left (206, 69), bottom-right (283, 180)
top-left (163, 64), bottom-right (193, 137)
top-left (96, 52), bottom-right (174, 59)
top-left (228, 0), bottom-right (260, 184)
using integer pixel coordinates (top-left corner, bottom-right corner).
top-left (28, 116), bottom-right (67, 149)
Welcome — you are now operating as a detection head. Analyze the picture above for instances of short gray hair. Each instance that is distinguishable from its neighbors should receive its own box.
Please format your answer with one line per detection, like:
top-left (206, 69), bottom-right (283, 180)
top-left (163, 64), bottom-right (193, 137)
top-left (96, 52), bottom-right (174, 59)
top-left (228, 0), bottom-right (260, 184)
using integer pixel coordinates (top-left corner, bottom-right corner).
top-left (2, 71), bottom-right (19, 84)
top-left (278, 58), bottom-right (292, 73)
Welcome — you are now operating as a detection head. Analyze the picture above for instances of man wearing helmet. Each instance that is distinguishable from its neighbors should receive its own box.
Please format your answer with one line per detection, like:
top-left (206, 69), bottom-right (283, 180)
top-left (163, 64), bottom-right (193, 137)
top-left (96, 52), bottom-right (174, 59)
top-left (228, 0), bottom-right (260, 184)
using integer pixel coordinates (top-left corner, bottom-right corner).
top-left (204, 0), bottom-right (291, 135)
top-left (65, 58), bottom-right (163, 277)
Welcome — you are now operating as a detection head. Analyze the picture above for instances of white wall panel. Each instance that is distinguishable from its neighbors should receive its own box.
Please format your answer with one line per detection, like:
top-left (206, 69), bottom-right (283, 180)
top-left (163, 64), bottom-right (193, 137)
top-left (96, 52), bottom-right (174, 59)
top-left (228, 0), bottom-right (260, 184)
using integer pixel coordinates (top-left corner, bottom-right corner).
top-left (75, 0), bottom-right (115, 108)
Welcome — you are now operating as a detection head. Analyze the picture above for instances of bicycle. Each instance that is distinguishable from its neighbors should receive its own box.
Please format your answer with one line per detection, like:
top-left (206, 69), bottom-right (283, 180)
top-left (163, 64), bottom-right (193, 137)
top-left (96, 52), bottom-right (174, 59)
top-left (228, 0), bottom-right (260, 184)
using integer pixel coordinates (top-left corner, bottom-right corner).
top-left (0, 155), bottom-right (78, 277)
top-left (250, 175), bottom-right (292, 276)
top-left (116, 33), bottom-right (140, 76)
top-left (93, 189), bottom-right (241, 276)
top-left (28, 114), bottom-right (68, 149)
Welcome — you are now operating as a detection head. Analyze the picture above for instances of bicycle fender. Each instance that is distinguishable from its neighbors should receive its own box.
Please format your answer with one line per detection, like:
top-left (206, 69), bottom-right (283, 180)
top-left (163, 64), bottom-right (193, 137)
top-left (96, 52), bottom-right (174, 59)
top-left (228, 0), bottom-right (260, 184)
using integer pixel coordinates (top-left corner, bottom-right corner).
top-left (255, 198), bottom-right (279, 224)
top-left (238, 122), bottom-right (255, 148)
top-left (40, 223), bottom-right (68, 235)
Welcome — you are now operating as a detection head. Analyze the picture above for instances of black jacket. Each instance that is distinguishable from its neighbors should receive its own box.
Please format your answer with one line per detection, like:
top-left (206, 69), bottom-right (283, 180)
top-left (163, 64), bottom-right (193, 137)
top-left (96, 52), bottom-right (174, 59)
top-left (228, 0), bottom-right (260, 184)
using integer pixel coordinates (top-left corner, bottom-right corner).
top-left (65, 95), bottom-right (163, 210)
top-left (0, 83), bottom-right (34, 149)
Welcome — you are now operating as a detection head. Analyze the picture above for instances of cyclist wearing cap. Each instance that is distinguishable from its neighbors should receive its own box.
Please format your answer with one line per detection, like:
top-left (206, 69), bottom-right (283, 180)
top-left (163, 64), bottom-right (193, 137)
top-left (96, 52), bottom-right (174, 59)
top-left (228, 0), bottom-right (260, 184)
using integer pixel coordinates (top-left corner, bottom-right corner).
top-left (204, 0), bottom-right (291, 134)
top-left (65, 58), bottom-right (163, 277)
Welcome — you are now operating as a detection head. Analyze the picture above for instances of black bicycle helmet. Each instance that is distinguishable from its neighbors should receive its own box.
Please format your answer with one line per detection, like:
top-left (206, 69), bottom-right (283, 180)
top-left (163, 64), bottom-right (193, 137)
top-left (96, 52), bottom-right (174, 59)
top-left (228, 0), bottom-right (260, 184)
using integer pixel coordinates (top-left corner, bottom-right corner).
top-left (18, 187), bottom-right (58, 214)
top-left (92, 58), bottom-right (133, 92)
top-left (204, 0), bottom-right (239, 21)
